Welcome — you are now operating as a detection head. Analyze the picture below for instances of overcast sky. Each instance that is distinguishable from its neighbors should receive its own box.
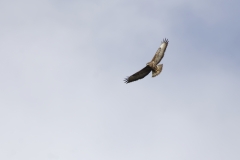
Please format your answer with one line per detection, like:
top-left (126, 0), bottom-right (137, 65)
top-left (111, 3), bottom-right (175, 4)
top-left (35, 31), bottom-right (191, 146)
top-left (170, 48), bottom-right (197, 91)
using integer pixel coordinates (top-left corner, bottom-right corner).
top-left (0, 0), bottom-right (240, 160)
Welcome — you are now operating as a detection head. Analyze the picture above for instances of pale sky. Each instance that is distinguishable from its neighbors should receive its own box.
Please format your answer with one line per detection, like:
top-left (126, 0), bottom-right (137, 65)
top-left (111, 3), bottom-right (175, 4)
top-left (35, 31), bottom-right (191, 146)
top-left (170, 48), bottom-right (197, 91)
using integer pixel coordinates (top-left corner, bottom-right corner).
top-left (0, 0), bottom-right (240, 160)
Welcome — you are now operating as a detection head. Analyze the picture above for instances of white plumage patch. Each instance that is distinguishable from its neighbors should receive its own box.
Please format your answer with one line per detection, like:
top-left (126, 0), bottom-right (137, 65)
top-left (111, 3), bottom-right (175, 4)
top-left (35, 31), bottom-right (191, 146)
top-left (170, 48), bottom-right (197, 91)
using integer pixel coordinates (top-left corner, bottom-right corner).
top-left (160, 43), bottom-right (167, 49)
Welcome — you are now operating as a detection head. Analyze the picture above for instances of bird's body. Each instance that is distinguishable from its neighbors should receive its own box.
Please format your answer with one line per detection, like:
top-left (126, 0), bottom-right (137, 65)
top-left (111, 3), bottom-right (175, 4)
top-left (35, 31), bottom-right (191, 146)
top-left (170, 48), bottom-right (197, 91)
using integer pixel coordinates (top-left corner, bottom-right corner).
top-left (124, 38), bottom-right (169, 83)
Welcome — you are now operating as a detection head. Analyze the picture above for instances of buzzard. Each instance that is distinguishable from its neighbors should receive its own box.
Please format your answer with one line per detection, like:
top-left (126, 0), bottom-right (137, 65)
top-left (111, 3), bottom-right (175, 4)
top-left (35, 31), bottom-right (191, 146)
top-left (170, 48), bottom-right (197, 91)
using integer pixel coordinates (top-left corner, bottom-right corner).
top-left (124, 38), bottom-right (169, 83)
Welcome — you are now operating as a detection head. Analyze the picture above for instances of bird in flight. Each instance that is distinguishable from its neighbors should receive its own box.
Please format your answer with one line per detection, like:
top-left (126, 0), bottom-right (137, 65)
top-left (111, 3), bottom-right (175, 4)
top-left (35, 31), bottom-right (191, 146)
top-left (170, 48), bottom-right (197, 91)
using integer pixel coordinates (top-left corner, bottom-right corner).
top-left (124, 38), bottom-right (169, 83)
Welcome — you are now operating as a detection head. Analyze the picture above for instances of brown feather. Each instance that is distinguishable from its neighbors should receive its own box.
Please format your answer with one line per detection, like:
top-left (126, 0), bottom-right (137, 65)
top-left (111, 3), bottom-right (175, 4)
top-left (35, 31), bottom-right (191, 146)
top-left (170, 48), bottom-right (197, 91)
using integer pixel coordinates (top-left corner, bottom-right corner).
top-left (124, 66), bottom-right (152, 83)
top-left (151, 48), bottom-right (161, 61)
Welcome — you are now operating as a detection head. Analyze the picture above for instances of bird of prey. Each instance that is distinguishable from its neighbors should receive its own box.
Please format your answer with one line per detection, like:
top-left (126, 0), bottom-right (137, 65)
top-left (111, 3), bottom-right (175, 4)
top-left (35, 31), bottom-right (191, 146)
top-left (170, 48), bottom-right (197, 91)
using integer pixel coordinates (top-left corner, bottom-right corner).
top-left (124, 38), bottom-right (169, 83)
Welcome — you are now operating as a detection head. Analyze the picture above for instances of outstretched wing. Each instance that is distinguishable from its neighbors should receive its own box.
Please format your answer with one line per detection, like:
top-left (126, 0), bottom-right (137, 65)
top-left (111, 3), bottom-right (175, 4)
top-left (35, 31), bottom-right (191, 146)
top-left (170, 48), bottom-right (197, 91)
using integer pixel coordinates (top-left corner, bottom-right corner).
top-left (151, 38), bottom-right (169, 64)
top-left (124, 66), bottom-right (152, 83)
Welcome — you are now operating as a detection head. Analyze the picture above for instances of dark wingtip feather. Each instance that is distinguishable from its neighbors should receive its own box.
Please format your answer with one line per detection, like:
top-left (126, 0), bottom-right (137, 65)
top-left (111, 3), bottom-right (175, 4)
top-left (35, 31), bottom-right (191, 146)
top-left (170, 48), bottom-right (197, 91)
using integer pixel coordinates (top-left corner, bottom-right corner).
top-left (124, 77), bottom-right (129, 84)
top-left (162, 38), bottom-right (169, 44)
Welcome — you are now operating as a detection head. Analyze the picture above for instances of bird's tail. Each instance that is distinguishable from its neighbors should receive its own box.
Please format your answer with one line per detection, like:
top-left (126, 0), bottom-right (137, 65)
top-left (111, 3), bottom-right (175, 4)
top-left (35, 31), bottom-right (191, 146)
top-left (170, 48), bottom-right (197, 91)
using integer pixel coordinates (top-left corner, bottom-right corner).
top-left (152, 64), bottom-right (163, 77)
